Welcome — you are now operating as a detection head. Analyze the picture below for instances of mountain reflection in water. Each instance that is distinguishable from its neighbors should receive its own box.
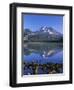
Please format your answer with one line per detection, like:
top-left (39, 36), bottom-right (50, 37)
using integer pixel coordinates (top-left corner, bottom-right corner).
top-left (22, 42), bottom-right (63, 75)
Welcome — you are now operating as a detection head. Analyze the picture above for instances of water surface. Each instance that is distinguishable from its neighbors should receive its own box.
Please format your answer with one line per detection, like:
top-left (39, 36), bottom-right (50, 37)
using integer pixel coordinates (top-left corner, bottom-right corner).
top-left (22, 42), bottom-right (63, 75)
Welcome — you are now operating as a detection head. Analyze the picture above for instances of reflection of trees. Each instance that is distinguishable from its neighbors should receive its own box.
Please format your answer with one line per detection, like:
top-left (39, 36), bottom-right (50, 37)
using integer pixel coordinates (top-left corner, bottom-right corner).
top-left (24, 42), bottom-right (63, 57)
top-left (23, 62), bottom-right (63, 75)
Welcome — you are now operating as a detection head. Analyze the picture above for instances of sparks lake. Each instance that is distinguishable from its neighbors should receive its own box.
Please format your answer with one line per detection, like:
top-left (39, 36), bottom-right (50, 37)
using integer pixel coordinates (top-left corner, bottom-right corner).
top-left (22, 42), bottom-right (63, 75)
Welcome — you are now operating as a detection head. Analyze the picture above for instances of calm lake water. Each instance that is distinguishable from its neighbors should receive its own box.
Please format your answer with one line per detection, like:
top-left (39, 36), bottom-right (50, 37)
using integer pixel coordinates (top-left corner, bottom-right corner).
top-left (23, 42), bottom-right (63, 75)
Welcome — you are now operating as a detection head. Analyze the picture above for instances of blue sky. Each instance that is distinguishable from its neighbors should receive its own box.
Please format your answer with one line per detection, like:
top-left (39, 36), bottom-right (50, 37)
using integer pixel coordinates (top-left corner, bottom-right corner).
top-left (22, 14), bottom-right (63, 34)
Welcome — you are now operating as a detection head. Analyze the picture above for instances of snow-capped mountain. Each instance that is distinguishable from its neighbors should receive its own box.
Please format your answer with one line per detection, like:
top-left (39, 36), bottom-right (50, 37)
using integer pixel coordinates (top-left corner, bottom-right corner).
top-left (40, 26), bottom-right (62, 36)
top-left (24, 26), bottom-right (63, 42)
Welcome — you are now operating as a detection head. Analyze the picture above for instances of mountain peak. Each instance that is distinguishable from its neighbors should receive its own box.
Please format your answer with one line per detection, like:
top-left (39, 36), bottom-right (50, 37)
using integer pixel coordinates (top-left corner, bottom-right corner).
top-left (40, 26), bottom-right (61, 35)
top-left (40, 26), bottom-right (55, 32)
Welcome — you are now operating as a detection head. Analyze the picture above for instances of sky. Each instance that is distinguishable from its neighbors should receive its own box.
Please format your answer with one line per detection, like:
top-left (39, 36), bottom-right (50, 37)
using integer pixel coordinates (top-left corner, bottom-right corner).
top-left (22, 14), bottom-right (63, 34)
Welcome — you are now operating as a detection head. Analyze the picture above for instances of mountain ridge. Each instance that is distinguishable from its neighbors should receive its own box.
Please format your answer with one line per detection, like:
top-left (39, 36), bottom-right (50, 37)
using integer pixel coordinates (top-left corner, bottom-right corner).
top-left (24, 26), bottom-right (63, 42)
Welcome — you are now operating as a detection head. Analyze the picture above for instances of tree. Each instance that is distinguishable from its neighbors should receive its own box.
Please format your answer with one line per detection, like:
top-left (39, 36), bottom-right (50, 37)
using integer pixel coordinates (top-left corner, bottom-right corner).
top-left (24, 29), bottom-right (31, 36)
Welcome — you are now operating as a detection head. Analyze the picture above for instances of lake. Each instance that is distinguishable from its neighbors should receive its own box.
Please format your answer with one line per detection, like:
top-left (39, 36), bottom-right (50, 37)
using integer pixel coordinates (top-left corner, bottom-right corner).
top-left (22, 42), bottom-right (63, 75)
